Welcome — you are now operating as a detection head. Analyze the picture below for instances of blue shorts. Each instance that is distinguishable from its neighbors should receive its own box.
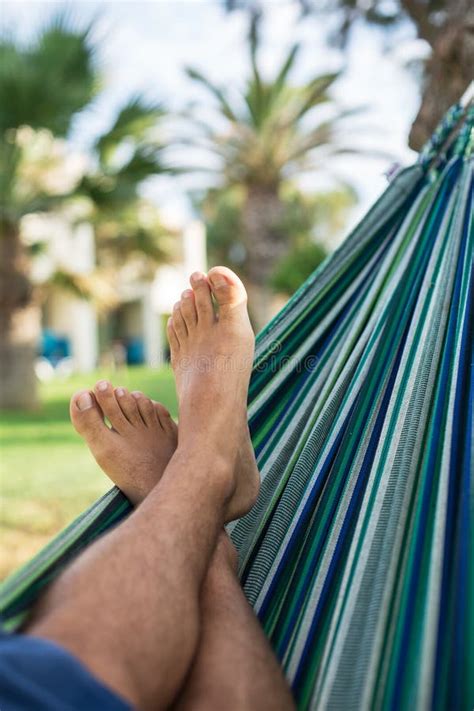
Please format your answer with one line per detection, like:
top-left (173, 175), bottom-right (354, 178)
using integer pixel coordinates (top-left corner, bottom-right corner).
top-left (0, 631), bottom-right (132, 711)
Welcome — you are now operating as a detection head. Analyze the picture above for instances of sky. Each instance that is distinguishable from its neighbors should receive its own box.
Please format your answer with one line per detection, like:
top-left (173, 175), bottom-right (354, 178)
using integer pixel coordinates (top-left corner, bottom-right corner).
top-left (1, 0), bottom-right (424, 235)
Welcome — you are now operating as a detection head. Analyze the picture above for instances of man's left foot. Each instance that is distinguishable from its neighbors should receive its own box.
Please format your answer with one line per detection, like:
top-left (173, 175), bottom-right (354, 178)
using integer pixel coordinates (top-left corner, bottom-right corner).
top-left (168, 267), bottom-right (260, 522)
top-left (70, 385), bottom-right (177, 506)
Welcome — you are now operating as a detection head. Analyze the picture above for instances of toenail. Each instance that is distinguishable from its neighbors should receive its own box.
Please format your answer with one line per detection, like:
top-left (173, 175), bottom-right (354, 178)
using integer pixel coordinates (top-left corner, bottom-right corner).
top-left (116, 387), bottom-right (126, 397)
top-left (182, 289), bottom-right (193, 298)
top-left (191, 272), bottom-right (205, 282)
top-left (131, 391), bottom-right (142, 399)
top-left (209, 274), bottom-right (227, 288)
top-left (97, 380), bottom-right (109, 392)
top-left (77, 392), bottom-right (93, 411)
top-left (173, 302), bottom-right (180, 311)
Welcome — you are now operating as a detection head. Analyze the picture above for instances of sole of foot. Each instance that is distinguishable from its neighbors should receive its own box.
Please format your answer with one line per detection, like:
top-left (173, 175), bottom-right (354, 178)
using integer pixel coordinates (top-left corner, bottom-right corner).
top-left (167, 266), bottom-right (260, 522)
top-left (70, 382), bottom-right (177, 506)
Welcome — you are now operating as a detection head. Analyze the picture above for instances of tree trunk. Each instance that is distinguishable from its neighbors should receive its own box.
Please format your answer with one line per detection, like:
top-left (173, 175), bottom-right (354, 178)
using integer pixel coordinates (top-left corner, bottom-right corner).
top-left (0, 222), bottom-right (40, 410)
top-left (405, 0), bottom-right (474, 150)
top-left (241, 185), bottom-right (288, 332)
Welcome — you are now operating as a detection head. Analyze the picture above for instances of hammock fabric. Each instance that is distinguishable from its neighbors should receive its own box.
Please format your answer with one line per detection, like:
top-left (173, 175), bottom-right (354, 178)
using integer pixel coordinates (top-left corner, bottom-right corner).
top-left (1, 102), bottom-right (473, 711)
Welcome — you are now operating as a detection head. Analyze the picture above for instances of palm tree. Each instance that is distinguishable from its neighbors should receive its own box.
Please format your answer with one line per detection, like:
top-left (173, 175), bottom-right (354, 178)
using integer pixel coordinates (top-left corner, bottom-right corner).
top-left (184, 21), bottom-right (362, 328)
top-left (0, 18), bottom-right (166, 409)
top-left (199, 183), bottom-right (355, 297)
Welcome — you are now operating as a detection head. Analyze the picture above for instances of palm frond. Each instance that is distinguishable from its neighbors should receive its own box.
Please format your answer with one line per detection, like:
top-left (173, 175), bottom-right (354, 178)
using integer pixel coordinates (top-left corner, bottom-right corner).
top-left (185, 67), bottom-right (238, 122)
top-left (248, 14), bottom-right (264, 125)
top-left (0, 14), bottom-right (97, 136)
top-left (181, 32), bottom-right (363, 191)
top-left (283, 123), bottom-right (333, 163)
top-left (116, 144), bottom-right (166, 182)
top-left (285, 106), bottom-right (367, 162)
top-left (329, 145), bottom-right (396, 161)
top-left (79, 144), bottom-right (167, 211)
top-left (271, 43), bottom-right (300, 102)
top-left (95, 202), bottom-right (174, 269)
top-left (290, 71), bottom-right (340, 122)
top-left (249, 13), bottom-right (260, 69)
top-left (95, 97), bottom-right (165, 164)
top-left (98, 228), bottom-right (169, 264)
top-left (47, 268), bottom-right (118, 309)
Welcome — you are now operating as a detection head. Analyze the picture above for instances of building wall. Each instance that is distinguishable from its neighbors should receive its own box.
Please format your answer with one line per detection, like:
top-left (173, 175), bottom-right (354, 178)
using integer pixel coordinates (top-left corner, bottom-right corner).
top-left (44, 292), bottom-right (98, 372)
top-left (33, 217), bottom-right (207, 372)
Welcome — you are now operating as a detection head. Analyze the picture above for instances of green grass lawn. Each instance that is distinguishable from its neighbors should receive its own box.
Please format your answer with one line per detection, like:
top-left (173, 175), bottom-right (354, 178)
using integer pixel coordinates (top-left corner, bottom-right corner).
top-left (0, 366), bottom-right (177, 581)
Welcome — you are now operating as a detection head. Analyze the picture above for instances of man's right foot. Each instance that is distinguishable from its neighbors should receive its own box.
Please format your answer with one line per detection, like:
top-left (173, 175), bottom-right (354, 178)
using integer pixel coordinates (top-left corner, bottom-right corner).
top-left (167, 266), bottom-right (260, 522)
top-left (70, 384), bottom-right (177, 506)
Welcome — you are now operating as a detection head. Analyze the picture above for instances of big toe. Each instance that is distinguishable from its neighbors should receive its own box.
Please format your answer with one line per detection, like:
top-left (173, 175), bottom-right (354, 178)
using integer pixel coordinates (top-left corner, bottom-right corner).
top-left (207, 266), bottom-right (247, 313)
top-left (70, 390), bottom-right (108, 446)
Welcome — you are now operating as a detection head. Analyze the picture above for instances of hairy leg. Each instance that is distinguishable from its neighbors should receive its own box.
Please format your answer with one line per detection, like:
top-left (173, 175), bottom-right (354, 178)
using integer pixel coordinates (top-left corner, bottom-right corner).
top-left (68, 380), bottom-right (292, 711)
top-left (25, 267), bottom-right (255, 711)
top-left (174, 533), bottom-right (296, 711)
top-left (26, 445), bottom-right (234, 710)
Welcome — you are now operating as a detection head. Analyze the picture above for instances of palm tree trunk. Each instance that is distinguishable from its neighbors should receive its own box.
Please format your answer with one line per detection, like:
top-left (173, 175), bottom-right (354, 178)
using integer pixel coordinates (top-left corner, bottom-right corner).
top-left (241, 185), bottom-right (288, 332)
top-left (0, 223), bottom-right (39, 410)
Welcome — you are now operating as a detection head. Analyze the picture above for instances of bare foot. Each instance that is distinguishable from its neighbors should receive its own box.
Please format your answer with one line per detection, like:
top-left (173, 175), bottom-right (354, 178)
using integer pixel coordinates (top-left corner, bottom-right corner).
top-left (70, 383), bottom-right (177, 506)
top-left (167, 266), bottom-right (259, 521)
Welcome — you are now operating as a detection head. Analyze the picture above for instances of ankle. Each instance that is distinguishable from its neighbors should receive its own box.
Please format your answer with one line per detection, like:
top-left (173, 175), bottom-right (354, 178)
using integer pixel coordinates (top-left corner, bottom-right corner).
top-left (179, 400), bottom-right (247, 434)
top-left (177, 416), bottom-right (241, 466)
top-left (170, 445), bottom-right (237, 504)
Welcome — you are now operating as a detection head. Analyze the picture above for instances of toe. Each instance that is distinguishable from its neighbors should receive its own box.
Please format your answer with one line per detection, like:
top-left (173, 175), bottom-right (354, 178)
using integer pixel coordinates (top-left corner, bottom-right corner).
top-left (167, 317), bottom-right (179, 355)
top-left (172, 302), bottom-right (187, 341)
top-left (115, 386), bottom-right (143, 427)
top-left (153, 401), bottom-right (176, 433)
top-left (70, 390), bottom-right (108, 445)
top-left (152, 400), bottom-right (169, 423)
top-left (190, 272), bottom-right (214, 325)
top-left (131, 391), bottom-right (156, 427)
top-left (180, 290), bottom-right (197, 330)
top-left (207, 266), bottom-right (247, 313)
top-left (94, 380), bottom-right (130, 433)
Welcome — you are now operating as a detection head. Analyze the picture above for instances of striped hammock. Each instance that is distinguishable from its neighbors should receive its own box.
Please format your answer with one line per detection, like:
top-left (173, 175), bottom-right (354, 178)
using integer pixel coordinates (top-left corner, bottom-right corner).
top-left (1, 102), bottom-right (473, 711)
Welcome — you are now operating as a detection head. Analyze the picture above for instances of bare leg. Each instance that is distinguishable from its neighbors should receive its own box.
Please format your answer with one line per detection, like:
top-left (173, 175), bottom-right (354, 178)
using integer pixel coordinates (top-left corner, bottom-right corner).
top-left (68, 382), bottom-right (292, 711)
top-left (174, 533), bottom-right (295, 711)
top-left (27, 445), bottom-right (235, 710)
top-left (25, 268), bottom-right (256, 711)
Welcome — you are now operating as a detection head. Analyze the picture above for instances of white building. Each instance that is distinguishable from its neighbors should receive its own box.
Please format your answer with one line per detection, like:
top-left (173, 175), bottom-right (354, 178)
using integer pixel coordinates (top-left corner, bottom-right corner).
top-left (26, 214), bottom-right (207, 373)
